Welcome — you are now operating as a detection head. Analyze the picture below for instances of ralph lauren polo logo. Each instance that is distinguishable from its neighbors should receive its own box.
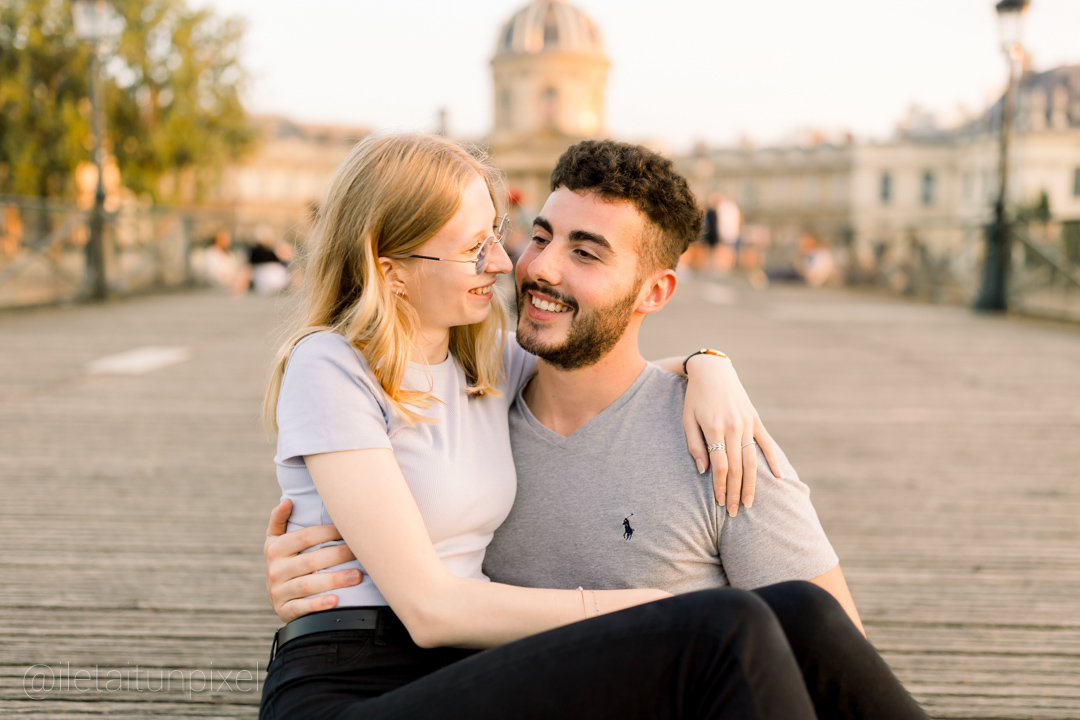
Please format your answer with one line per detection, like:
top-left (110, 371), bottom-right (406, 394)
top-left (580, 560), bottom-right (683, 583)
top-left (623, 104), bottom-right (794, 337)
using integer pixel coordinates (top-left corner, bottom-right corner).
top-left (622, 514), bottom-right (634, 541)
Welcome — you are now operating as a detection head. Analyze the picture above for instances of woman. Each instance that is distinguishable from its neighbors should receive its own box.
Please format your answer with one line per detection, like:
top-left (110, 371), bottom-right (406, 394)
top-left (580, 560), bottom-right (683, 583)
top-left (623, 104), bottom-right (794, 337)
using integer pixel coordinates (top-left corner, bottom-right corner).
top-left (258, 133), bottom-right (922, 719)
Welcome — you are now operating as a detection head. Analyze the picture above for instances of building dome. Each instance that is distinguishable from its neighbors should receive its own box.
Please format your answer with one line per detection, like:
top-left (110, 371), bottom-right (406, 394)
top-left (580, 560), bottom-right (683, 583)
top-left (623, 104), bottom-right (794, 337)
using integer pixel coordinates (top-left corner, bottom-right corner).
top-left (495, 0), bottom-right (604, 57)
top-left (489, 0), bottom-right (609, 213)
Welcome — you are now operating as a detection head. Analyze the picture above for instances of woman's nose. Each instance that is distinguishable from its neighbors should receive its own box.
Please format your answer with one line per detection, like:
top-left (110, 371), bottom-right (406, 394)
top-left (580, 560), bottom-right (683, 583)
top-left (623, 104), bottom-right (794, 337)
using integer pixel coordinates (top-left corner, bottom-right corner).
top-left (485, 240), bottom-right (514, 275)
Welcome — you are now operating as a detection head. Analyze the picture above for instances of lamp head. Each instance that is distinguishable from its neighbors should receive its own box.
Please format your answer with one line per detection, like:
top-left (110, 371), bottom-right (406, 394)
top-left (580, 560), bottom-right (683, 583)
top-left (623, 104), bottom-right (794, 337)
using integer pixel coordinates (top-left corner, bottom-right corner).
top-left (72, 0), bottom-right (115, 43)
top-left (995, 0), bottom-right (1031, 55)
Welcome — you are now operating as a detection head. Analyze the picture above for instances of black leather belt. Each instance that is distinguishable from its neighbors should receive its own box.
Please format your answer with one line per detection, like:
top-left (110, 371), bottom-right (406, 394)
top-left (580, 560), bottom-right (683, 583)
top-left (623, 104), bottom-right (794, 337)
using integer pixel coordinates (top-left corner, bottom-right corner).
top-left (272, 607), bottom-right (390, 661)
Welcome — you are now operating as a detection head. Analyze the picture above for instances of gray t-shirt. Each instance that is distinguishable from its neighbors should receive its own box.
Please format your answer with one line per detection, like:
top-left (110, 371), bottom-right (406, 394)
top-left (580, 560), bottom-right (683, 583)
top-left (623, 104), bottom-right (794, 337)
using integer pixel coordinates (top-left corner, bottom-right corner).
top-left (483, 363), bottom-right (838, 593)
top-left (275, 331), bottom-right (536, 607)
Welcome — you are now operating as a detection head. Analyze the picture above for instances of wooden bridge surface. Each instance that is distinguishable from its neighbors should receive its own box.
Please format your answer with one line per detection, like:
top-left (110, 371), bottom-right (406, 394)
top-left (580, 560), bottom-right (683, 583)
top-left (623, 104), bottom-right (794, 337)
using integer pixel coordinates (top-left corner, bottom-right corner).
top-left (0, 278), bottom-right (1077, 719)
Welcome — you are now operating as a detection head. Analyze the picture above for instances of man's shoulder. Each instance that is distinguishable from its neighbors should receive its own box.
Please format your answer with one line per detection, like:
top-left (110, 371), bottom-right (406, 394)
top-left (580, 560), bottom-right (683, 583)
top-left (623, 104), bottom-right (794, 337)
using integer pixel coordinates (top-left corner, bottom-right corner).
top-left (596, 364), bottom-right (692, 451)
top-left (633, 363), bottom-right (688, 409)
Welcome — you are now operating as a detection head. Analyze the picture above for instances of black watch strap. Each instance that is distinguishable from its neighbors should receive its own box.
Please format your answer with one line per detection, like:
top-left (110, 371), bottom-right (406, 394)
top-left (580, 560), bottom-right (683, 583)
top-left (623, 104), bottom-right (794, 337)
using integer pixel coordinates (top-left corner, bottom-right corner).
top-left (682, 348), bottom-right (728, 376)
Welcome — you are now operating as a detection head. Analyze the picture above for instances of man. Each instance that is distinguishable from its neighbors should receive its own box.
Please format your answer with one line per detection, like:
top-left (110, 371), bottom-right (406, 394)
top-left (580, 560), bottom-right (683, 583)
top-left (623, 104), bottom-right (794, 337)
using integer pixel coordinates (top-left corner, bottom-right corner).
top-left (265, 140), bottom-right (925, 717)
top-left (717, 193), bottom-right (743, 265)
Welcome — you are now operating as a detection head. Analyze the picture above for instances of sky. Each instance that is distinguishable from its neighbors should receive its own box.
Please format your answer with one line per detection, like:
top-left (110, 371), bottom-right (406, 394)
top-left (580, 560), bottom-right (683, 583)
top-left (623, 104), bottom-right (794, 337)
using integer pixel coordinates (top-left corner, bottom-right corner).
top-left (197, 0), bottom-right (1080, 153)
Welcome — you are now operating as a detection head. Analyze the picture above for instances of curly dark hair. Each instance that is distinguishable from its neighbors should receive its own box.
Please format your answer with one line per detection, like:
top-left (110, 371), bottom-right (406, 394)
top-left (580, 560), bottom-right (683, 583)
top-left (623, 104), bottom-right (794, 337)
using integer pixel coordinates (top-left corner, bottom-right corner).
top-left (550, 140), bottom-right (702, 274)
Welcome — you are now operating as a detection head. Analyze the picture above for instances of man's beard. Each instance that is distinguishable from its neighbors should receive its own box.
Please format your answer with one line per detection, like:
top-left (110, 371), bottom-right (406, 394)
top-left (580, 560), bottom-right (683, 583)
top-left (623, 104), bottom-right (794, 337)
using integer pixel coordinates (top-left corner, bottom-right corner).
top-left (516, 280), bottom-right (639, 370)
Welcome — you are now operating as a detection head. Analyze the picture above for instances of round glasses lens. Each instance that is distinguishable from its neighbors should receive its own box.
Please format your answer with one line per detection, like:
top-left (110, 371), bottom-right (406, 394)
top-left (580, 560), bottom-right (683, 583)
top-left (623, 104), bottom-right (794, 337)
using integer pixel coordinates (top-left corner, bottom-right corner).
top-left (476, 239), bottom-right (489, 275)
top-left (476, 215), bottom-right (509, 274)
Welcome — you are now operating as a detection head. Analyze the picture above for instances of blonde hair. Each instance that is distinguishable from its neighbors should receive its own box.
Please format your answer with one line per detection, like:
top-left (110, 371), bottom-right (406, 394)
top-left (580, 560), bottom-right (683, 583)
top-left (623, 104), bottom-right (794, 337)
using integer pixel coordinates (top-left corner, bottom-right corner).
top-left (264, 133), bottom-right (507, 434)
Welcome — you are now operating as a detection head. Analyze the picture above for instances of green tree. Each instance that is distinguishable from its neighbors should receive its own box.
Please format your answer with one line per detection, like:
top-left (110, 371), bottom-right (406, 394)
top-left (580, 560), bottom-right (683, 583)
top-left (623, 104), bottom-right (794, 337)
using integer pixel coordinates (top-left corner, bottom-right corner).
top-left (0, 0), bottom-right (255, 202)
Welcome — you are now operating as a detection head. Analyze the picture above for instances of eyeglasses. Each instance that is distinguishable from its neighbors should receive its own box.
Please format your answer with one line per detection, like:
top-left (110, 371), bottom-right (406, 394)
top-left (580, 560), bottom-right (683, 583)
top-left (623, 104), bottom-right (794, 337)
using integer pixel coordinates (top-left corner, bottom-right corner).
top-left (406, 214), bottom-right (511, 275)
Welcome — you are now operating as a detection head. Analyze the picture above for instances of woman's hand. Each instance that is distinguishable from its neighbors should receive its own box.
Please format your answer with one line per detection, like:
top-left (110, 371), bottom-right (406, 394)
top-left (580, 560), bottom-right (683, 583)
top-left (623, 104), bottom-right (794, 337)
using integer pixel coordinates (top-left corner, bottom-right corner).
top-left (679, 353), bottom-right (784, 518)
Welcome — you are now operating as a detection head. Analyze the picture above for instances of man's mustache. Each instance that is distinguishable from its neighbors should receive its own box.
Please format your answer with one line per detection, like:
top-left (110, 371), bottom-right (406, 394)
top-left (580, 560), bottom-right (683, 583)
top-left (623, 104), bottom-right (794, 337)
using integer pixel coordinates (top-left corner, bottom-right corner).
top-left (518, 281), bottom-right (579, 313)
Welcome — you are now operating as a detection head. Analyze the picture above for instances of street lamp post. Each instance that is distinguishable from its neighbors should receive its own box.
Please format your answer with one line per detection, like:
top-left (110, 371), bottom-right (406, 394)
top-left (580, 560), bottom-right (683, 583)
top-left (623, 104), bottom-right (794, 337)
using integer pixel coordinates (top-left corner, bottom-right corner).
top-left (72, 0), bottom-right (113, 301)
top-left (975, 0), bottom-right (1030, 311)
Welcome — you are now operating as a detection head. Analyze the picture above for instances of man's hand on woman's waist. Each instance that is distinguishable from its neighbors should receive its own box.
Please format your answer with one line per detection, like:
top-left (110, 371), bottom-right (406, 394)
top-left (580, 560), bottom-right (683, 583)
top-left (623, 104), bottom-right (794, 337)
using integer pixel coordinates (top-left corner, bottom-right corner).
top-left (265, 499), bottom-right (362, 623)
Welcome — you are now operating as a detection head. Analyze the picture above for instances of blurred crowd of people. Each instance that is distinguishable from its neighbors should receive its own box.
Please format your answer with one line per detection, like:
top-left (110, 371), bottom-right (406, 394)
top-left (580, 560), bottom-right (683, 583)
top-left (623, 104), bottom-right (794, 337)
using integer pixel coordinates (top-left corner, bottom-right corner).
top-left (192, 190), bottom-right (853, 302)
top-left (191, 225), bottom-right (299, 297)
top-left (682, 193), bottom-right (841, 290)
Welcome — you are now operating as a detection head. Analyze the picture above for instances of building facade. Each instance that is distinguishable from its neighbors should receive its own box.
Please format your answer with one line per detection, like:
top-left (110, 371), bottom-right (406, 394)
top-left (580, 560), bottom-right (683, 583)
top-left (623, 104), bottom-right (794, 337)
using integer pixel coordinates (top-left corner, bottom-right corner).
top-left (206, 115), bottom-right (370, 241)
top-left (677, 65), bottom-right (1080, 286)
top-left (206, 0), bottom-right (607, 242)
top-left (487, 0), bottom-right (609, 216)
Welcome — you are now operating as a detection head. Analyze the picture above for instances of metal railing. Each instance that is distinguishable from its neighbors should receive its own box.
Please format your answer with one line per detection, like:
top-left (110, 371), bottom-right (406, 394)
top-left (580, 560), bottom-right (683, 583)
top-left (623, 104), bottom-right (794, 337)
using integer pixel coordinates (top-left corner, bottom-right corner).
top-left (0, 196), bottom-right (191, 309)
top-left (845, 219), bottom-right (1080, 322)
top-left (740, 217), bottom-right (1080, 322)
top-left (1008, 223), bottom-right (1080, 321)
top-left (0, 196), bottom-right (310, 310)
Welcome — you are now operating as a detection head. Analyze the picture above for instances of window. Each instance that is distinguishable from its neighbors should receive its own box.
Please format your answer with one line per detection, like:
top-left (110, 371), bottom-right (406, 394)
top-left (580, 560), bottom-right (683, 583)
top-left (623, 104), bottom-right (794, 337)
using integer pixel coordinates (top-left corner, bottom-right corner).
top-left (831, 174), bottom-right (847, 205)
top-left (921, 171), bottom-right (935, 205)
top-left (543, 6), bottom-right (559, 45)
top-left (542, 88), bottom-right (559, 126)
top-left (880, 172), bottom-right (892, 204)
top-left (741, 178), bottom-right (757, 207)
top-left (499, 89), bottom-right (513, 129)
top-left (772, 176), bottom-right (788, 204)
top-left (1064, 221), bottom-right (1080, 263)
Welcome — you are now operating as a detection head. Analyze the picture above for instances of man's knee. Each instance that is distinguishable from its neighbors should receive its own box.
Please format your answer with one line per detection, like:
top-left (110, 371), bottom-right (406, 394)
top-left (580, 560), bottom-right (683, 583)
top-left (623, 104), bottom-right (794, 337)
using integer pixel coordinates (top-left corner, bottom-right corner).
top-left (755, 580), bottom-right (852, 647)
top-left (667, 588), bottom-right (785, 640)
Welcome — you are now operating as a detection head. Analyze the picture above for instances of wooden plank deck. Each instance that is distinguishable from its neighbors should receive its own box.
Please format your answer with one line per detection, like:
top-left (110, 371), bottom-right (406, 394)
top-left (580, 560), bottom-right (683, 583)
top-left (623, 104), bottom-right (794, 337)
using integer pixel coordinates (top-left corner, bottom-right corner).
top-left (0, 280), bottom-right (1077, 718)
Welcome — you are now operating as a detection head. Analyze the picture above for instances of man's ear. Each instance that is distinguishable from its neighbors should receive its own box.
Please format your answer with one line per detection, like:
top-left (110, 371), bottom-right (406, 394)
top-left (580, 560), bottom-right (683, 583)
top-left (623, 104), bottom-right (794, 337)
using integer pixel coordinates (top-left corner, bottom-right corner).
top-left (635, 268), bottom-right (677, 315)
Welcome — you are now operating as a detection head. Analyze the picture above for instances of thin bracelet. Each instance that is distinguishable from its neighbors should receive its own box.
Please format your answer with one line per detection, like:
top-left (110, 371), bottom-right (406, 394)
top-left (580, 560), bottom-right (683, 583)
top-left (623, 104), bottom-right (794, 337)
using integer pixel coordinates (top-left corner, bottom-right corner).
top-left (683, 348), bottom-right (728, 376)
top-left (577, 586), bottom-right (588, 619)
top-left (591, 589), bottom-right (600, 617)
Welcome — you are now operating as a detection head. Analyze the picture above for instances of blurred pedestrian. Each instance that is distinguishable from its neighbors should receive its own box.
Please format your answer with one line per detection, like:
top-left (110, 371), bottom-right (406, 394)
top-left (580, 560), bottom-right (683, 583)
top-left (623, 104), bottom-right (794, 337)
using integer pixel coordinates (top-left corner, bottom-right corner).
top-left (502, 188), bottom-right (531, 265)
top-left (235, 227), bottom-right (291, 296)
top-left (703, 196), bottom-right (720, 253)
top-left (798, 232), bottom-right (835, 288)
top-left (193, 228), bottom-right (243, 290)
top-left (717, 194), bottom-right (742, 270)
top-left (741, 224), bottom-right (770, 289)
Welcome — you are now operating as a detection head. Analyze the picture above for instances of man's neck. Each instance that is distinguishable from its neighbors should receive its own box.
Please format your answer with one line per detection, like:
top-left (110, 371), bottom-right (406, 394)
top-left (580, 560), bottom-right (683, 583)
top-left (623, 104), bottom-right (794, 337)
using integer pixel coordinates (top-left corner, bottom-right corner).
top-left (522, 332), bottom-right (647, 437)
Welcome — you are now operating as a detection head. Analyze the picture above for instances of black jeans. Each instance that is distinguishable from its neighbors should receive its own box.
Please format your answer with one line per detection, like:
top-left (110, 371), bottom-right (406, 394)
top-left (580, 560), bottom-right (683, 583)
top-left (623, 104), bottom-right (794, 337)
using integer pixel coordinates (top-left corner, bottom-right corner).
top-left (259, 582), bottom-right (927, 720)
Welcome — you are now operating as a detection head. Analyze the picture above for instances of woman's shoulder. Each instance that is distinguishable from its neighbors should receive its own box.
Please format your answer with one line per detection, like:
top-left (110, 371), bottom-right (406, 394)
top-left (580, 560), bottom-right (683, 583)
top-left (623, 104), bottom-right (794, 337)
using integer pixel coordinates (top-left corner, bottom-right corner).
top-left (276, 330), bottom-right (393, 461)
top-left (289, 330), bottom-right (370, 371)
top-left (292, 329), bottom-right (356, 357)
top-left (284, 331), bottom-right (383, 399)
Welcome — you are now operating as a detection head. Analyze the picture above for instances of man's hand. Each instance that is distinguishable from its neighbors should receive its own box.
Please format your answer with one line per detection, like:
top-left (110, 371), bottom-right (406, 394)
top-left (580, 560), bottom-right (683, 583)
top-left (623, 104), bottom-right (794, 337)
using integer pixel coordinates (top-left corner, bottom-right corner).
top-left (264, 499), bottom-right (362, 623)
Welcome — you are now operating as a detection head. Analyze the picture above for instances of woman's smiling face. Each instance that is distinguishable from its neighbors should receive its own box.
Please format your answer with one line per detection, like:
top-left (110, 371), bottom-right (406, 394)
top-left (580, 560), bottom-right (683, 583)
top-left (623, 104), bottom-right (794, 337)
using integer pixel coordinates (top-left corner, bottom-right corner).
top-left (398, 172), bottom-right (512, 336)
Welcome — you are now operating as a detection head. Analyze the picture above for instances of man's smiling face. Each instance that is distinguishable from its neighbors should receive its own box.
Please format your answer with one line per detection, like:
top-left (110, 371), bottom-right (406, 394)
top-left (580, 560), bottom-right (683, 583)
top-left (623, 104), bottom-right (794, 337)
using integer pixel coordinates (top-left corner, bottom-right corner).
top-left (514, 187), bottom-right (648, 370)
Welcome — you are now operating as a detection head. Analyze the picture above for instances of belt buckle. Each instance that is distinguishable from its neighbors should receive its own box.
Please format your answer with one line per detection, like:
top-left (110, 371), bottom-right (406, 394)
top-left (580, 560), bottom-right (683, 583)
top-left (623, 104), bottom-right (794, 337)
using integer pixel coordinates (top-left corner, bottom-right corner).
top-left (373, 608), bottom-right (389, 646)
top-left (268, 628), bottom-right (280, 665)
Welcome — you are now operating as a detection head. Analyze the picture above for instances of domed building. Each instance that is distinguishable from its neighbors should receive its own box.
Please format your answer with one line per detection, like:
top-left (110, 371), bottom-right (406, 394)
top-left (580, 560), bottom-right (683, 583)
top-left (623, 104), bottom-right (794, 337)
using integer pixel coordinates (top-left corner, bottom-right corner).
top-left (489, 0), bottom-right (610, 213)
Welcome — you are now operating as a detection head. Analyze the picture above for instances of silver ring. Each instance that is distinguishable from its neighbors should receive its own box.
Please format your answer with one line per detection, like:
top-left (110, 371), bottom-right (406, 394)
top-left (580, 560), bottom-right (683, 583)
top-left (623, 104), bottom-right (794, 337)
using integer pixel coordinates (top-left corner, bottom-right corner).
top-left (742, 441), bottom-right (757, 448)
top-left (706, 443), bottom-right (725, 453)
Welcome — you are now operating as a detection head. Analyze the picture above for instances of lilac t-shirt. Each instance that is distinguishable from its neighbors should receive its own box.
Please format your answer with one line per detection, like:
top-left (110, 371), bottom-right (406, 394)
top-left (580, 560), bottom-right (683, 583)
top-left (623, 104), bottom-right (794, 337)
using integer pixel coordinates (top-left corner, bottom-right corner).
top-left (274, 331), bottom-right (536, 607)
